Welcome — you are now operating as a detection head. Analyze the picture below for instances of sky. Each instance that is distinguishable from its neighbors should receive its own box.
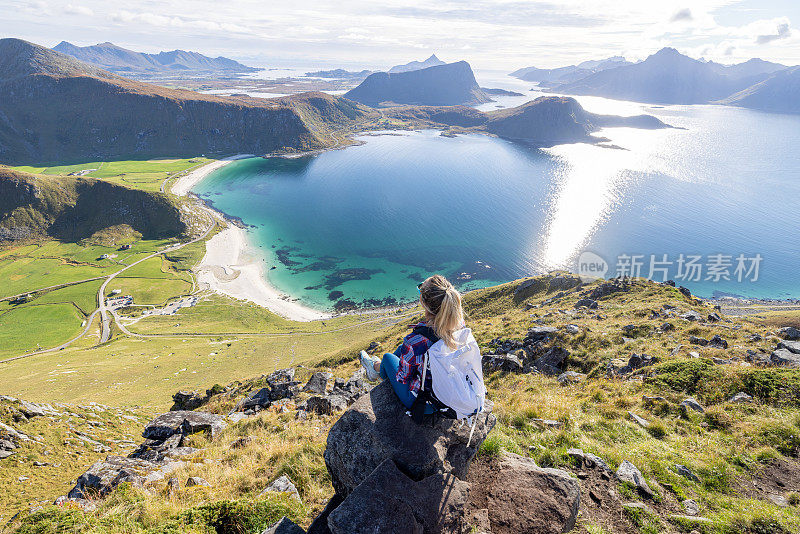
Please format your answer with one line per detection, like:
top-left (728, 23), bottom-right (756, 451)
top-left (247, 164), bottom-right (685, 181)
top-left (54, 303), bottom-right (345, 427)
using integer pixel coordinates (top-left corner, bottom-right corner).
top-left (3, 0), bottom-right (799, 70)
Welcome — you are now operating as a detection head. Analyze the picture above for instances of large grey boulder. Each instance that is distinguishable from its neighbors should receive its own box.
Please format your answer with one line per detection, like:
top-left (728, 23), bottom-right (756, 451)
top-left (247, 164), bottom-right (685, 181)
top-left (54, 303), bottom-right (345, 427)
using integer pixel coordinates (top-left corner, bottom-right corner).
top-left (533, 346), bottom-right (569, 375)
top-left (778, 340), bottom-right (800, 354)
top-left (771, 349), bottom-right (800, 368)
top-left (482, 353), bottom-right (523, 373)
top-left (259, 474), bottom-right (301, 501)
top-left (324, 381), bottom-right (496, 496)
top-left (68, 455), bottom-right (182, 499)
top-left (616, 460), bottom-right (653, 497)
top-left (142, 411), bottom-right (226, 441)
top-left (327, 459), bottom-right (469, 534)
top-left (304, 395), bottom-right (348, 415)
top-left (262, 517), bottom-right (306, 534)
top-left (468, 453), bottom-right (580, 534)
top-left (778, 326), bottom-right (800, 340)
top-left (303, 372), bottom-right (333, 395)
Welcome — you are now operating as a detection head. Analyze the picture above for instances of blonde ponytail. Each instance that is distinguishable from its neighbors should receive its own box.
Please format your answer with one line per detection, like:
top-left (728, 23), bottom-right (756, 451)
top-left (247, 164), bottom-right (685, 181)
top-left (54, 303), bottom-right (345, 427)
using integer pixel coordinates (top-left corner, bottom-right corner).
top-left (419, 275), bottom-right (465, 349)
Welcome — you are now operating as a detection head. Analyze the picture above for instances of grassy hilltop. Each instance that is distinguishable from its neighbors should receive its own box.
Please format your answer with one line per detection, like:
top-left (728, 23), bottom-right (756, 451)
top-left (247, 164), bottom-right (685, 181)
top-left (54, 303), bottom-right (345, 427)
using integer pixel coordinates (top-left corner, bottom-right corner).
top-left (1, 272), bottom-right (799, 533)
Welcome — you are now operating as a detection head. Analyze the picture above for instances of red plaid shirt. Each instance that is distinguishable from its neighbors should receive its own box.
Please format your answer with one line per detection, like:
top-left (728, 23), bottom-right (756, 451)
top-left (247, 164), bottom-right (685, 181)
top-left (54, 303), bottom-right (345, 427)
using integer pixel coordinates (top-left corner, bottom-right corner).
top-left (395, 323), bottom-right (436, 395)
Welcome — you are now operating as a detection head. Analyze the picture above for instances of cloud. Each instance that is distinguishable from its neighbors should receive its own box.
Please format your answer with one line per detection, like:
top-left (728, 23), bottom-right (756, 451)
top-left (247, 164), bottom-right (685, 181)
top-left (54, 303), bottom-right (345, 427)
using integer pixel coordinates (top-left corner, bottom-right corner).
top-left (111, 10), bottom-right (253, 35)
top-left (670, 8), bottom-right (693, 22)
top-left (756, 21), bottom-right (791, 44)
top-left (64, 3), bottom-right (94, 16)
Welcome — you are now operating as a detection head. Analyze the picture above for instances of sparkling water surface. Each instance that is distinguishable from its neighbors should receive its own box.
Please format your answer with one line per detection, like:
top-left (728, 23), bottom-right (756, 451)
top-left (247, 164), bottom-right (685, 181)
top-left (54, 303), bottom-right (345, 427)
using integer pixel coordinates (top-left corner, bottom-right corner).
top-left (194, 75), bottom-right (800, 311)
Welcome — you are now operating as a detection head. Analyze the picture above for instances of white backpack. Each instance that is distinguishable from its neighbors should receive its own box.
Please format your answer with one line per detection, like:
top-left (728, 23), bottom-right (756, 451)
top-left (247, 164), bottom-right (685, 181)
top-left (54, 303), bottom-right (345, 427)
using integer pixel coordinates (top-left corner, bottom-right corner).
top-left (420, 327), bottom-right (486, 421)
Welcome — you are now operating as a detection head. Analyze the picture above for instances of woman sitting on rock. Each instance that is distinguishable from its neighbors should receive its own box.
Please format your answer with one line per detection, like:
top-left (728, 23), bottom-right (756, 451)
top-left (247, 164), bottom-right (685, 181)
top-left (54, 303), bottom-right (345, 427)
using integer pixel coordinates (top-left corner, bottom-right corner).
top-left (359, 274), bottom-right (466, 415)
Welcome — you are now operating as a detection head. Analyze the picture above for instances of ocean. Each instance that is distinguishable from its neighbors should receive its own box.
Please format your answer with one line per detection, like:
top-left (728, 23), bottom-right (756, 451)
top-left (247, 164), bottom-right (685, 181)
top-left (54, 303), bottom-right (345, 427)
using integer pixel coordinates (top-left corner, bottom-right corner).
top-left (193, 76), bottom-right (800, 312)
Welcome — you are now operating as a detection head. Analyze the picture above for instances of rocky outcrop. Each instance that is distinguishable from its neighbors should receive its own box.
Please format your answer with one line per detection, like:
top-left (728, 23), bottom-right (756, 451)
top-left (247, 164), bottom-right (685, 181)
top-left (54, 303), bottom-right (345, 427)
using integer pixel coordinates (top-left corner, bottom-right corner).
top-left (778, 326), bottom-right (800, 340)
top-left (68, 454), bottom-right (184, 499)
top-left (63, 410), bottom-right (223, 501)
top-left (465, 453), bottom-right (581, 534)
top-left (323, 381), bottom-right (496, 496)
top-left (313, 375), bottom-right (586, 533)
top-left (142, 410), bottom-right (226, 441)
top-left (327, 459), bottom-right (469, 534)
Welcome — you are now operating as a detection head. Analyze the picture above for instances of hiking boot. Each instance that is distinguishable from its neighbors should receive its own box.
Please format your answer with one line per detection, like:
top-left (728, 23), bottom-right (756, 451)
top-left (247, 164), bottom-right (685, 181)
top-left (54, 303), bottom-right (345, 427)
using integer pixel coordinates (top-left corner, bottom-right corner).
top-left (360, 351), bottom-right (380, 381)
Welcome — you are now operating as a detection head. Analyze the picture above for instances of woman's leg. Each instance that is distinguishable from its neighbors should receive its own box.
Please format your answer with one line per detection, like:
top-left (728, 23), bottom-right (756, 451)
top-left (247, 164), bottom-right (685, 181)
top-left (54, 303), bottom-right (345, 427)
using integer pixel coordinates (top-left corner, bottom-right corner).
top-left (379, 352), bottom-right (416, 409)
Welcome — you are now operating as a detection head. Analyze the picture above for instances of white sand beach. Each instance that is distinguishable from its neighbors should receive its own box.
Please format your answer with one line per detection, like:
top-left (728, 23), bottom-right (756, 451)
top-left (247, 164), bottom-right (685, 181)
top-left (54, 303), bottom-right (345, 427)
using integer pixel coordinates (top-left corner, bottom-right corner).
top-left (174, 155), bottom-right (330, 321)
top-left (195, 225), bottom-right (331, 322)
top-left (171, 154), bottom-right (254, 196)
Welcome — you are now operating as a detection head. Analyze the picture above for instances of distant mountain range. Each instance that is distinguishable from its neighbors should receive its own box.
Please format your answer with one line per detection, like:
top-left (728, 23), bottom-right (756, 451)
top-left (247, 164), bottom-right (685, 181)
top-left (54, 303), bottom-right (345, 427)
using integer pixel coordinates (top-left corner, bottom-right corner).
top-left (0, 38), bottom-right (679, 166)
top-left (344, 61), bottom-right (492, 107)
top-left (513, 48), bottom-right (797, 112)
top-left (510, 56), bottom-right (631, 85)
top-left (388, 54), bottom-right (446, 74)
top-left (52, 41), bottom-right (259, 76)
top-left (719, 66), bottom-right (800, 114)
top-left (305, 68), bottom-right (374, 79)
top-left (549, 48), bottom-right (787, 105)
top-left (0, 38), bottom-right (366, 164)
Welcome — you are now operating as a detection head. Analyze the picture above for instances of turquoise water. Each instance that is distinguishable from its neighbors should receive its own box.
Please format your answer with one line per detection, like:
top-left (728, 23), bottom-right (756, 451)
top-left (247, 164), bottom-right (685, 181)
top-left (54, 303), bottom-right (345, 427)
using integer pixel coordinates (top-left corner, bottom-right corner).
top-left (194, 104), bottom-right (800, 312)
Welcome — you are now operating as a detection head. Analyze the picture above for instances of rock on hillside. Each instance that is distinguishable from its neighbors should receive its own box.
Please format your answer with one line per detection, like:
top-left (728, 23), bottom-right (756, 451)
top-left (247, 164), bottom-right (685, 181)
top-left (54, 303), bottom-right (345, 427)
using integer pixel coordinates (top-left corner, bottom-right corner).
top-left (465, 453), bottom-right (580, 534)
top-left (309, 379), bottom-right (582, 533)
top-left (324, 380), bottom-right (496, 496)
top-left (0, 38), bottom-right (368, 165)
top-left (344, 61), bottom-right (491, 107)
top-left (0, 167), bottom-right (186, 242)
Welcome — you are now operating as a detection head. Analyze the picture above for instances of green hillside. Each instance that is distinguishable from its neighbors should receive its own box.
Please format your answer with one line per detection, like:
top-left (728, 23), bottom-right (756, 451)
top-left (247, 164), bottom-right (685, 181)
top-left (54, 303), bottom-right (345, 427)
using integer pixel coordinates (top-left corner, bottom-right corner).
top-left (0, 167), bottom-right (187, 243)
top-left (1, 274), bottom-right (798, 533)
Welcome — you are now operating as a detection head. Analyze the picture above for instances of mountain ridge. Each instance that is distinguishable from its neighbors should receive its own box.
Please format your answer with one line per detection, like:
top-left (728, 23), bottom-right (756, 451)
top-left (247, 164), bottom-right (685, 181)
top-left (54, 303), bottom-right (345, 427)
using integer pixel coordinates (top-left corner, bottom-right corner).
top-left (387, 53), bottom-right (445, 74)
top-left (550, 47), bottom-right (779, 104)
top-left (344, 60), bottom-right (491, 107)
top-left (0, 39), bottom-right (369, 165)
top-left (52, 40), bottom-right (259, 75)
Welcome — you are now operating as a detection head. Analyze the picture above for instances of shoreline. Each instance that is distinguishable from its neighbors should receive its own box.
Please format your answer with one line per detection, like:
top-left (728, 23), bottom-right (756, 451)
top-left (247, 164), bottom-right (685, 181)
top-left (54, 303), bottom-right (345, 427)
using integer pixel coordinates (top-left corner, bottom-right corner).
top-left (175, 156), bottom-right (332, 322)
top-left (171, 154), bottom-right (255, 196)
top-left (195, 225), bottom-right (332, 322)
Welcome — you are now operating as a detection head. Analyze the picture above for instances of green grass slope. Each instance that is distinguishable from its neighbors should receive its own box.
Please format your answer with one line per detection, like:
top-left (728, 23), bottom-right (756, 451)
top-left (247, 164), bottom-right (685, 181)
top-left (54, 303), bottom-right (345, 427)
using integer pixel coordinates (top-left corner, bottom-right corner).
top-left (1, 273), bottom-right (799, 533)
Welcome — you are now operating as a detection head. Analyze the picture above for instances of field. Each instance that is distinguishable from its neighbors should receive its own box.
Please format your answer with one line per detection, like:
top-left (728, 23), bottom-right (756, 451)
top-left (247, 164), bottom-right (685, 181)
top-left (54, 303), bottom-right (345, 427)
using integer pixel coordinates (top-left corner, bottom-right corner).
top-left (0, 238), bottom-right (191, 359)
top-left (12, 158), bottom-right (213, 192)
top-left (0, 297), bottom-right (410, 408)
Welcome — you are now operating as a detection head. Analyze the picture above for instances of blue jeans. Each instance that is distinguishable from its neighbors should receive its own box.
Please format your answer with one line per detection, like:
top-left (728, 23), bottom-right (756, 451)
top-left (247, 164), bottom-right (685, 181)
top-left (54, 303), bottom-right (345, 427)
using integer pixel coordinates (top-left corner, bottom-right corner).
top-left (380, 352), bottom-right (434, 414)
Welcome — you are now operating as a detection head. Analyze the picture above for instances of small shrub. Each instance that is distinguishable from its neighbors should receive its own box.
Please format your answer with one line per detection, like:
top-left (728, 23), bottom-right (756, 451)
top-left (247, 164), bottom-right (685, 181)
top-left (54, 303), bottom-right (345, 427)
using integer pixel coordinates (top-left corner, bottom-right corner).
top-left (758, 421), bottom-right (800, 456)
top-left (704, 406), bottom-right (733, 431)
top-left (698, 461), bottom-right (733, 493)
top-left (175, 497), bottom-right (305, 534)
top-left (509, 413), bottom-right (528, 430)
top-left (622, 503), bottom-right (662, 534)
top-left (478, 434), bottom-right (503, 457)
top-left (753, 447), bottom-right (780, 464)
top-left (618, 482), bottom-right (637, 499)
top-left (788, 492), bottom-right (800, 506)
top-left (745, 516), bottom-right (790, 534)
top-left (647, 420), bottom-right (668, 439)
